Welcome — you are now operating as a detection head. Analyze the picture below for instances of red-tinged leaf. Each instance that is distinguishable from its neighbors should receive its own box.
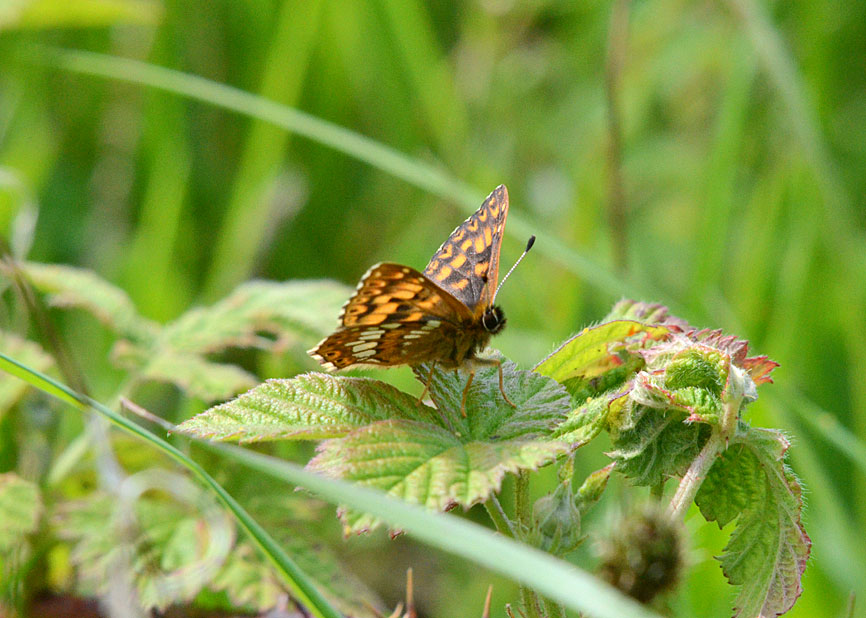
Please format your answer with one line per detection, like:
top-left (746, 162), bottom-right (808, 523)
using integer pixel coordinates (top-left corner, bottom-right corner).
top-left (695, 427), bottom-right (809, 617)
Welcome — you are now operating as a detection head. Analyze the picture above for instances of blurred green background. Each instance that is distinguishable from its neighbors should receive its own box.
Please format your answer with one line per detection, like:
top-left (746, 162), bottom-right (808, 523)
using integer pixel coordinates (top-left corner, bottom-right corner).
top-left (1, 1), bottom-right (864, 616)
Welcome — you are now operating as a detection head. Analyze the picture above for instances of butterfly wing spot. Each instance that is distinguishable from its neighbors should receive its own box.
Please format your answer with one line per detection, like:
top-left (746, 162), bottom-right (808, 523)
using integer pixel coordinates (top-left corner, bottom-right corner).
top-left (450, 253), bottom-right (467, 269)
top-left (460, 239), bottom-right (473, 252)
top-left (435, 265), bottom-right (452, 281)
top-left (352, 342), bottom-right (378, 352)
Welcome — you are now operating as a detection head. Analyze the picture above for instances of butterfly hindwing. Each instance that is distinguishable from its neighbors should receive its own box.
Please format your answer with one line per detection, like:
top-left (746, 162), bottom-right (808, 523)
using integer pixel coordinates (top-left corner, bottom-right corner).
top-left (309, 263), bottom-right (470, 370)
top-left (423, 185), bottom-right (509, 314)
top-left (309, 321), bottom-right (462, 370)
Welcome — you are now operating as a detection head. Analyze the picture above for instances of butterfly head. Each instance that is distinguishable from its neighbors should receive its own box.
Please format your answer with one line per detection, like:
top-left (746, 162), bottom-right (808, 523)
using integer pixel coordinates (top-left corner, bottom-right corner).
top-left (481, 305), bottom-right (506, 334)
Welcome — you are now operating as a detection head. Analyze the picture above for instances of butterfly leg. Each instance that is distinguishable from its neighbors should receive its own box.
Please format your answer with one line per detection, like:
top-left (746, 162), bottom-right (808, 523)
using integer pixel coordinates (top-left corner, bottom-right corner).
top-left (493, 358), bottom-right (516, 408)
top-left (417, 361), bottom-right (437, 405)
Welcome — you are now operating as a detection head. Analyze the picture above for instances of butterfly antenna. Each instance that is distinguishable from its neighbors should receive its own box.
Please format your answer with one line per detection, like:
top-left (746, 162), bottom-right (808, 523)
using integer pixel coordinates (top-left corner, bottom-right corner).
top-left (493, 235), bottom-right (535, 302)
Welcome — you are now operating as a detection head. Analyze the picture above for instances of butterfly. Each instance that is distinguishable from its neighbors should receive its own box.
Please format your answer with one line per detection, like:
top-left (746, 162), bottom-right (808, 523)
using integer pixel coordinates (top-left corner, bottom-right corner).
top-left (309, 185), bottom-right (532, 415)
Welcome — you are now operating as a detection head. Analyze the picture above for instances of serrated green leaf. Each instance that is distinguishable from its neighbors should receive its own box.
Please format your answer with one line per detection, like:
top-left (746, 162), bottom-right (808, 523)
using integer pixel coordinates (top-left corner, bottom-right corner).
top-left (311, 418), bottom-right (568, 533)
top-left (0, 332), bottom-right (52, 417)
top-left (18, 262), bottom-right (157, 343)
top-left (138, 352), bottom-right (257, 403)
top-left (607, 400), bottom-right (712, 487)
top-left (534, 320), bottom-right (668, 385)
top-left (419, 354), bottom-right (572, 440)
top-left (210, 542), bottom-right (286, 611)
top-left (161, 280), bottom-right (352, 355)
top-left (695, 428), bottom-right (809, 617)
top-left (54, 480), bottom-right (234, 612)
top-left (0, 473), bottom-right (42, 550)
top-left (305, 357), bottom-right (572, 532)
top-left (210, 501), bottom-right (385, 617)
top-left (0, 0), bottom-right (159, 30)
top-left (179, 374), bottom-right (439, 442)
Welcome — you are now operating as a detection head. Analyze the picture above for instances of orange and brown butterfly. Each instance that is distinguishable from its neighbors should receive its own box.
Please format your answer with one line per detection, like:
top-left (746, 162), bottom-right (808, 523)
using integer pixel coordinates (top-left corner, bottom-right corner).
top-left (309, 185), bottom-right (532, 414)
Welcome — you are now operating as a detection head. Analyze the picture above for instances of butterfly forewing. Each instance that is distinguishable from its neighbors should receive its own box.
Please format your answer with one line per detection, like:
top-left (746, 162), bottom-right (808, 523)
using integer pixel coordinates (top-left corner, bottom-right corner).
top-left (423, 185), bottom-right (509, 314)
top-left (309, 263), bottom-right (470, 370)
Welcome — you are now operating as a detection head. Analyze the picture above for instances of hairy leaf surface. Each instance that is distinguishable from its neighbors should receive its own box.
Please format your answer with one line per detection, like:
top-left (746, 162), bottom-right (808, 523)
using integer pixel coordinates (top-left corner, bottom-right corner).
top-left (179, 374), bottom-right (439, 442)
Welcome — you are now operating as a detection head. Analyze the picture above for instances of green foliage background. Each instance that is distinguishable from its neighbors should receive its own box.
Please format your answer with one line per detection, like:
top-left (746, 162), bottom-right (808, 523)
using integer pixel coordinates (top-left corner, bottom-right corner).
top-left (1, 1), bottom-right (864, 616)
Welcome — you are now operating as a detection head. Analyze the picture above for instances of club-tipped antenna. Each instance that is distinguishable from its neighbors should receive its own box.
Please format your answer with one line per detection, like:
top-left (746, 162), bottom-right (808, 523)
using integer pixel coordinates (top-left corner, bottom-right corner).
top-left (493, 235), bottom-right (535, 301)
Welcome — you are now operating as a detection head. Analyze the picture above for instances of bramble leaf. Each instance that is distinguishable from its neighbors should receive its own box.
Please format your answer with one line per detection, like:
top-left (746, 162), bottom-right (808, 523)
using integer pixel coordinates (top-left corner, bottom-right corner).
top-left (419, 355), bottom-right (572, 440)
top-left (54, 484), bottom-right (233, 612)
top-left (0, 473), bottom-right (42, 551)
top-left (13, 263), bottom-right (351, 402)
top-left (607, 400), bottom-right (712, 487)
top-left (311, 418), bottom-right (569, 534)
top-left (179, 374), bottom-right (440, 442)
top-left (140, 353), bottom-right (258, 402)
top-left (16, 262), bottom-right (158, 342)
top-left (695, 427), bottom-right (810, 617)
top-left (160, 280), bottom-right (352, 355)
top-left (307, 358), bottom-right (572, 533)
top-left (534, 320), bottom-right (669, 387)
top-left (575, 464), bottom-right (613, 514)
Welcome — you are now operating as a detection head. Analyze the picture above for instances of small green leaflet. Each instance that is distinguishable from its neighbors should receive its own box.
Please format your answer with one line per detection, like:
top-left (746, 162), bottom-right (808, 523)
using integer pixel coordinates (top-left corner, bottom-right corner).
top-left (534, 320), bottom-right (669, 385)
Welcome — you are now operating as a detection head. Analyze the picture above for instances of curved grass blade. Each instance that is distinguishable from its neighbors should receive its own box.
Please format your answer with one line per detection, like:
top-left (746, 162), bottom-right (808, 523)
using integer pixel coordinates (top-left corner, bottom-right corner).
top-left (0, 351), bottom-right (343, 618)
top-left (29, 46), bottom-right (644, 301)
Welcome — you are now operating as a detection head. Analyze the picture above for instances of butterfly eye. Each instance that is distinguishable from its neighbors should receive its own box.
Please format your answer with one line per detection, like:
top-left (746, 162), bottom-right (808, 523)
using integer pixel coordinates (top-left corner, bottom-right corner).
top-left (482, 306), bottom-right (506, 334)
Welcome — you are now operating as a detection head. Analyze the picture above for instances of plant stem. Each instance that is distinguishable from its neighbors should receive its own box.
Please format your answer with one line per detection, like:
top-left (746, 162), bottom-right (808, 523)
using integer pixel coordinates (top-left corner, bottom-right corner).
top-left (513, 471), bottom-right (544, 618)
top-left (484, 495), bottom-right (516, 538)
top-left (667, 432), bottom-right (722, 519)
top-left (668, 395), bottom-right (740, 519)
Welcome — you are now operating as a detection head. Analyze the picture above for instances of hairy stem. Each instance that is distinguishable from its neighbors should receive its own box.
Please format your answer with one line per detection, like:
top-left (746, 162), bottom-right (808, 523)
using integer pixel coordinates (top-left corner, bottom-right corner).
top-left (669, 395), bottom-right (741, 519)
top-left (513, 471), bottom-right (544, 618)
top-left (542, 596), bottom-right (566, 618)
top-left (484, 495), bottom-right (516, 538)
top-left (667, 432), bottom-right (723, 519)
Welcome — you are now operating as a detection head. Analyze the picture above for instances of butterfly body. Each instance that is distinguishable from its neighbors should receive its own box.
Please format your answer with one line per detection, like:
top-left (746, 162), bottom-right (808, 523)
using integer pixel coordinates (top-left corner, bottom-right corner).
top-left (309, 185), bottom-right (515, 412)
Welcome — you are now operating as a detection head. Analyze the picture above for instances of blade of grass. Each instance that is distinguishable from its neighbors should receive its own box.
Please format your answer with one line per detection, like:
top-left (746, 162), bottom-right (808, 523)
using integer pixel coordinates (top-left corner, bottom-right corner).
top-left (0, 351), bottom-right (343, 618)
top-left (204, 0), bottom-right (322, 298)
top-left (28, 46), bottom-right (656, 304)
top-left (0, 350), bottom-right (660, 618)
